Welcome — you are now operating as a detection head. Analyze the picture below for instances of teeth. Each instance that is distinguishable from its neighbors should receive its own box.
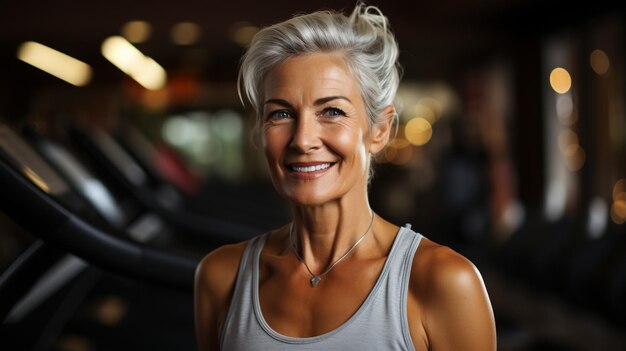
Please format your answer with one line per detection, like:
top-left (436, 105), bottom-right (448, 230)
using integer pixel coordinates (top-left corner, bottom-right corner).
top-left (292, 163), bottom-right (331, 172)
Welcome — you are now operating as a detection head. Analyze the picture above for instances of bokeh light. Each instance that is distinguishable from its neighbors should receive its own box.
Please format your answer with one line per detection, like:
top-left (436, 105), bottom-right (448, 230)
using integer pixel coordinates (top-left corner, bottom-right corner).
top-left (121, 20), bottom-right (152, 43)
top-left (550, 67), bottom-right (572, 94)
top-left (404, 118), bottom-right (432, 146)
top-left (171, 22), bottom-right (201, 45)
top-left (590, 49), bottom-right (610, 75)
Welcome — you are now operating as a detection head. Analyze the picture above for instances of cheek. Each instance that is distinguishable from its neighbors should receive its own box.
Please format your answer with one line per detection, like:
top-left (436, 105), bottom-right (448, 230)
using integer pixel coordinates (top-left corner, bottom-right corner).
top-left (262, 139), bottom-right (277, 164)
top-left (334, 128), bottom-right (353, 147)
top-left (331, 126), bottom-right (368, 164)
top-left (263, 129), bottom-right (287, 162)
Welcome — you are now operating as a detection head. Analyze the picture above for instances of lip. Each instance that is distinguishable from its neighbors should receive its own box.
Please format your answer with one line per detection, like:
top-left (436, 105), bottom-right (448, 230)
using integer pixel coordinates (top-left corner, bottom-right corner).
top-left (285, 161), bottom-right (336, 181)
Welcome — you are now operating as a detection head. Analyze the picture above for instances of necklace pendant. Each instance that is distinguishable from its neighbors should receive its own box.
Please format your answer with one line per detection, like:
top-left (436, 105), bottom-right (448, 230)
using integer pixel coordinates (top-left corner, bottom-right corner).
top-left (310, 276), bottom-right (322, 287)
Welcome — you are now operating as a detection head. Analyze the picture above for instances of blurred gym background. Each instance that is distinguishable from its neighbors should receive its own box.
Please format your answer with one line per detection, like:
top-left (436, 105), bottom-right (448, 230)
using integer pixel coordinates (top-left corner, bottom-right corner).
top-left (1, 1), bottom-right (625, 350)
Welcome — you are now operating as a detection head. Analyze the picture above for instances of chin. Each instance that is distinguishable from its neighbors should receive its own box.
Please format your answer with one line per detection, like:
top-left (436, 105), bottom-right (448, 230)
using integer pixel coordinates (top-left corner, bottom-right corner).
top-left (282, 189), bottom-right (337, 207)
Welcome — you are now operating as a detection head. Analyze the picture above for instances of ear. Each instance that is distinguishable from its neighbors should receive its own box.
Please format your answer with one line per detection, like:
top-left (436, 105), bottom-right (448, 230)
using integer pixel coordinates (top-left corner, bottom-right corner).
top-left (369, 105), bottom-right (396, 155)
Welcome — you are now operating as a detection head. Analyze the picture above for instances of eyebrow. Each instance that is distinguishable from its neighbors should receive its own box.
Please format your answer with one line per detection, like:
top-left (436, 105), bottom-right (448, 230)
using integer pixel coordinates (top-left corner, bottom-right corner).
top-left (263, 95), bottom-right (352, 108)
top-left (264, 98), bottom-right (292, 108)
top-left (314, 96), bottom-right (351, 105)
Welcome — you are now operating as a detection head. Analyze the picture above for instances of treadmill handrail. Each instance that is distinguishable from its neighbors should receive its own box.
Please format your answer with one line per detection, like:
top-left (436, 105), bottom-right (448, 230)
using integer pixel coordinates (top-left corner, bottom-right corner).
top-left (0, 157), bottom-right (201, 292)
top-left (65, 125), bottom-right (260, 243)
top-left (0, 240), bottom-right (65, 322)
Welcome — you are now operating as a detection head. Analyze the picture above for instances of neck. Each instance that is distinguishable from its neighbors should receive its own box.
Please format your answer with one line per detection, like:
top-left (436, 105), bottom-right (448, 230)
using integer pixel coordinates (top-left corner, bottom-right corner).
top-left (290, 197), bottom-right (374, 273)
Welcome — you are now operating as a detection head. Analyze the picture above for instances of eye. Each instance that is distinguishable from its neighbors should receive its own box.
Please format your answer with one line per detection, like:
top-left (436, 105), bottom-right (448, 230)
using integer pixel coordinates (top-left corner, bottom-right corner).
top-left (266, 110), bottom-right (292, 121)
top-left (321, 107), bottom-right (346, 118)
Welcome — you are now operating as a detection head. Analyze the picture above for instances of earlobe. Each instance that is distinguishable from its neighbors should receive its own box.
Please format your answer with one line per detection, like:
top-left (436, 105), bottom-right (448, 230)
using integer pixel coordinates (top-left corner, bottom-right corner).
top-left (369, 105), bottom-right (396, 154)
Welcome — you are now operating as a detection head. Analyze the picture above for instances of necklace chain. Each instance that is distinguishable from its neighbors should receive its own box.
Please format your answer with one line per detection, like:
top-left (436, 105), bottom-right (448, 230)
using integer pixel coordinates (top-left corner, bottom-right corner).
top-left (289, 212), bottom-right (374, 287)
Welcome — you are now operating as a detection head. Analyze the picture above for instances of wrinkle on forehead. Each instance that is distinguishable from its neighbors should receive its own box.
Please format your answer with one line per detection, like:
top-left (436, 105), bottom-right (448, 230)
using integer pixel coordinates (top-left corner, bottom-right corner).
top-left (263, 52), bottom-right (360, 104)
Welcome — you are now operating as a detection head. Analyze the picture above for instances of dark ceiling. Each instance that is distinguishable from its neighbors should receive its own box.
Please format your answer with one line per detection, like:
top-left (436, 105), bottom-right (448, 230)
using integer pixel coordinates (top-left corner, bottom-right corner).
top-left (0, 0), bottom-right (622, 91)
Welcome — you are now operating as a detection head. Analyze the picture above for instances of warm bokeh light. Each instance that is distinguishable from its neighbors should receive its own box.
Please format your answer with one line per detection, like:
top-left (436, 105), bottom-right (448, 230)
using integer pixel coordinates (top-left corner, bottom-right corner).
top-left (564, 144), bottom-right (585, 171)
top-left (101, 36), bottom-right (144, 70)
top-left (404, 118), bottom-right (432, 146)
top-left (611, 198), bottom-right (626, 224)
top-left (121, 20), bottom-right (152, 43)
top-left (388, 137), bottom-right (410, 149)
top-left (590, 49), bottom-right (610, 75)
top-left (171, 22), bottom-right (201, 45)
top-left (418, 97), bottom-right (442, 121)
top-left (610, 178), bottom-right (626, 220)
top-left (379, 125), bottom-right (411, 164)
top-left (141, 89), bottom-right (169, 110)
top-left (412, 104), bottom-right (436, 124)
top-left (133, 56), bottom-right (167, 90)
top-left (550, 67), bottom-right (572, 94)
top-left (230, 22), bottom-right (259, 47)
top-left (395, 83), bottom-right (456, 125)
top-left (101, 36), bottom-right (167, 90)
top-left (17, 41), bottom-right (92, 86)
top-left (95, 295), bottom-right (127, 326)
top-left (558, 129), bottom-right (578, 153)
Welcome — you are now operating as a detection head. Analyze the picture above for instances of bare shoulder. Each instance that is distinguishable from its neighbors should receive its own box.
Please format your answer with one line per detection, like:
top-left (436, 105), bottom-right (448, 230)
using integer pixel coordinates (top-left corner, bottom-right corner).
top-left (411, 238), bottom-right (484, 294)
top-left (409, 238), bottom-right (496, 350)
top-left (195, 240), bottom-right (249, 296)
top-left (194, 240), bottom-right (251, 351)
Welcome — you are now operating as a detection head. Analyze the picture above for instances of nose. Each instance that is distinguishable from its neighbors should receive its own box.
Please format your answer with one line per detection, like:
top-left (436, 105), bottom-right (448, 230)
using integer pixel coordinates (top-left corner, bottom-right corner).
top-left (289, 113), bottom-right (322, 153)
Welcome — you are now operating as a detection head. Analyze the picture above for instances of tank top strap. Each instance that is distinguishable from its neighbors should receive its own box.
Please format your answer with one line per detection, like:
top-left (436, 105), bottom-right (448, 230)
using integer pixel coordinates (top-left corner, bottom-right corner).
top-left (396, 225), bottom-right (424, 349)
top-left (346, 224), bottom-right (421, 351)
top-left (219, 233), bottom-right (269, 348)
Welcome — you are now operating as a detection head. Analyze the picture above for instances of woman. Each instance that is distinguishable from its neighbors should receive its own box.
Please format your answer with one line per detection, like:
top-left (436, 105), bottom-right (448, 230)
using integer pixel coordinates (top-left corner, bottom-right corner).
top-left (195, 3), bottom-right (496, 350)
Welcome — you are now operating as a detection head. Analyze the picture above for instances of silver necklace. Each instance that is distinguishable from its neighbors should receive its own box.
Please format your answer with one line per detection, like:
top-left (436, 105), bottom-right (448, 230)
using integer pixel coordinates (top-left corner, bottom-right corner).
top-left (289, 212), bottom-right (374, 287)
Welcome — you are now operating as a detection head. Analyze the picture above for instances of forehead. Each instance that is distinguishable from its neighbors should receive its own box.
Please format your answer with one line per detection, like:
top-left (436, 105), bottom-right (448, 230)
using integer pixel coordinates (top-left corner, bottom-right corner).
top-left (263, 52), bottom-right (360, 100)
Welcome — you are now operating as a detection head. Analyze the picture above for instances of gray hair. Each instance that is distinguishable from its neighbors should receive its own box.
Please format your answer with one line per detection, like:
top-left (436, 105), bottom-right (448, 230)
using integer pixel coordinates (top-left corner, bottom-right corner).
top-left (238, 3), bottom-right (402, 130)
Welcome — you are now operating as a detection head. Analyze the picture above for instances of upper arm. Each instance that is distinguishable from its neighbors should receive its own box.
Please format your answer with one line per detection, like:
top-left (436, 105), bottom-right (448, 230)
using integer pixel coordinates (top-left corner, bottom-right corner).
top-left (416, 247), bottom-right (496, 351)
top-left (194, 243), bottom-right (246, 351)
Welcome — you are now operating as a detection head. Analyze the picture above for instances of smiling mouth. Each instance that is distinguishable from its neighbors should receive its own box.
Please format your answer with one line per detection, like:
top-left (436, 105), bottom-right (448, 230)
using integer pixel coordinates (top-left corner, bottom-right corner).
top-left (290, 163), bottom-right (332, 173)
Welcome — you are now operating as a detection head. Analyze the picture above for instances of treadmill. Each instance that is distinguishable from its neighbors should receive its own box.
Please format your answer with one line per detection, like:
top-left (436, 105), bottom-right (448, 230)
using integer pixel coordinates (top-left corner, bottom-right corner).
top-left (0, 124), bottom-right (204, 350)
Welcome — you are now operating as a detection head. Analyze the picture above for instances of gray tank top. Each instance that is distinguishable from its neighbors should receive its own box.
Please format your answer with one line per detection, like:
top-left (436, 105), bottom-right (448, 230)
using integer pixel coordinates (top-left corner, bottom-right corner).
top-left (220, 225), bottom-right (423, 350)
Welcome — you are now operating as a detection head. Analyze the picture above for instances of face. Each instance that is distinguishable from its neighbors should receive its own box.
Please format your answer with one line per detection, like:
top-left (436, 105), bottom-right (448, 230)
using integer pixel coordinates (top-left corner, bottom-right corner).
top-left (261, 52), bottom-right (389, 206)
